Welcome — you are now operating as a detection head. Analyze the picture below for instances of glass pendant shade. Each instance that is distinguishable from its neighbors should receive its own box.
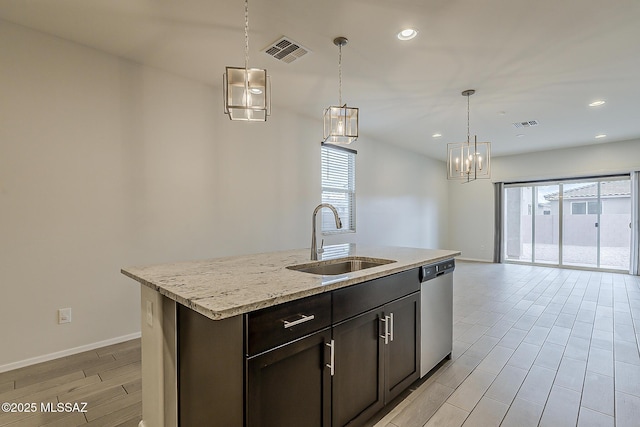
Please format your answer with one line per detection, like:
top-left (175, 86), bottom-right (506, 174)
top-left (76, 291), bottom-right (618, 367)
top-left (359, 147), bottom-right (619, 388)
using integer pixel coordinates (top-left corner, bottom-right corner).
top-left (323, 105), bottom-right (359, 144)
top-left (224, 67), bottom-right (270, 121)
top-left (447, 136), bottom-right (491, 181)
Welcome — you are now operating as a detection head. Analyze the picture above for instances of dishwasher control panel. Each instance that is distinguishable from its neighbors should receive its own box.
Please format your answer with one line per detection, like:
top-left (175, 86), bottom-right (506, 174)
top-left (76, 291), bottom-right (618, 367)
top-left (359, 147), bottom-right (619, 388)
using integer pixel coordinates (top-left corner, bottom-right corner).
top-left (419, 259), bottom-right (455, 282)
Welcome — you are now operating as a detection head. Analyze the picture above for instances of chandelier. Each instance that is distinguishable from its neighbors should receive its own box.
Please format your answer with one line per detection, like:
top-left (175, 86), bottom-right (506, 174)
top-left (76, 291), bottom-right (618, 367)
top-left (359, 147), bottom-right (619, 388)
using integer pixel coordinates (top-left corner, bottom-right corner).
top-left (447, 89), bottom-right (491, 181)
top-left (223, 0), bottom-right (270, 121)
top-left (323, 37), bottom-right (358, 144)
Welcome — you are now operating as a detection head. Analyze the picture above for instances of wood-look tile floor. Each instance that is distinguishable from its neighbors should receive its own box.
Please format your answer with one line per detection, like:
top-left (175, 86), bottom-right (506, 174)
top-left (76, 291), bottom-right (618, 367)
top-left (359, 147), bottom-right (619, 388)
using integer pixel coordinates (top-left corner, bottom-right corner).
top-left (1, 261), bottom-right (639, 427)
top-left (371, 261), bottom-right (640, 427)
top-left (0, 339), bottom-right (141, 427)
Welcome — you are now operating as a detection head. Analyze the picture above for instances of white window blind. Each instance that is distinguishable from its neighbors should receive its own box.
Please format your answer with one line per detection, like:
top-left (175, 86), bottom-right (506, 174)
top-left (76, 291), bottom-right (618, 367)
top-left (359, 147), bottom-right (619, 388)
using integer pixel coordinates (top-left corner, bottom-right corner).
top-left (321, 144), bottom-right (356, 234)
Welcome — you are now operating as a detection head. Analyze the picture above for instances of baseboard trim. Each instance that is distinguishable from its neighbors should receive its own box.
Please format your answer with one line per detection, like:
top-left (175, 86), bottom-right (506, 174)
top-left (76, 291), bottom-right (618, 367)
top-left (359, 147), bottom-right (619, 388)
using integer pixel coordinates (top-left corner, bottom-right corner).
top-left (0, 332), bottom-right (141, 373)
top-left (456, 257), bottom-right (493, 263)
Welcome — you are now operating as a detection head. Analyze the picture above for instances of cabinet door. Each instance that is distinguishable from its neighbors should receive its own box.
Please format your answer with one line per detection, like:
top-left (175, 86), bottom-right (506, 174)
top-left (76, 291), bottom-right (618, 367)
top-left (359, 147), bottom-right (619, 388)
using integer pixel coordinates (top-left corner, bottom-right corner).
top-left (246, 328), bottom-right (331, 427)
top-left (384, 292), bottom-right (420, 402)
top-left (332, 309), bottom-right (385, 427)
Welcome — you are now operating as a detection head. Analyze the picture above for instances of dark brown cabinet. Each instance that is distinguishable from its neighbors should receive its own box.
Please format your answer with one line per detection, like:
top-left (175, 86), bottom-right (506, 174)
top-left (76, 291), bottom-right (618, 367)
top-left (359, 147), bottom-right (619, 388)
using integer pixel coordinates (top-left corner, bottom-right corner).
top-left (177, 268), bottom-right (422, 427)
top-left (245, 292), bottom-right (333, 427)
top-left (247, 328), bottom-right (332, 427)
top-left (332, 292), bottom-right (420, 427)
top-left (384, 293), bottom-right (420, 402)
top-left (332, 308), bottom-right (384, 427)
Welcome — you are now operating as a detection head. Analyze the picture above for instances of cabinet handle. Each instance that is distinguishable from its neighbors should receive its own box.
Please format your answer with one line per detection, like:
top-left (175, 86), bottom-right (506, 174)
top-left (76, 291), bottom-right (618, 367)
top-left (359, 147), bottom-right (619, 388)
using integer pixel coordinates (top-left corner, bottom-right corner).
top-left (389, 312), bottom-right (394, 342)
top-left (283, 314), bottom-right (315, 329)
top-left (380, 316), bottom-right (390, 345)
top-left (326, 340), bottom-right (335, 376)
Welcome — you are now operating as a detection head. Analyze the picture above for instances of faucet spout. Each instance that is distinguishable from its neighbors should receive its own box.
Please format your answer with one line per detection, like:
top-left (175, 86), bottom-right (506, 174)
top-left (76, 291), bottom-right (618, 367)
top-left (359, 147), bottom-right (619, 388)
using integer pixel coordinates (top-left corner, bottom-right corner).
top-left (311, 203), bottom-right (343, 260)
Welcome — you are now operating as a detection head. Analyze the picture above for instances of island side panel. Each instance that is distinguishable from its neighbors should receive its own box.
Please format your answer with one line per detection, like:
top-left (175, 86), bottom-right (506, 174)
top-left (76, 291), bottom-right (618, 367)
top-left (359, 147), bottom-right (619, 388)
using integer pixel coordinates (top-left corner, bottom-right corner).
top-left (162, 293), bottom-right (178, 426)
top-left (177, 303), bottom-right (244, 426)
top-left (140, 285), bottom-right (178, 427)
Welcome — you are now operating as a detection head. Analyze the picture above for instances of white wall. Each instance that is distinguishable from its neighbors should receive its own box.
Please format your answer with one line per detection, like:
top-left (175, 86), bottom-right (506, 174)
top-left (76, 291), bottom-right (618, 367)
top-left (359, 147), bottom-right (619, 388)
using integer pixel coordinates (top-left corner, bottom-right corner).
top-left (448, 139), bottom-right (640, 261)
top-left (0, 21), bottom-right (449, 369)
top-left (356, 140), bottom-right (448, 249)
top-left (447, 177), bottom-right (495, 261)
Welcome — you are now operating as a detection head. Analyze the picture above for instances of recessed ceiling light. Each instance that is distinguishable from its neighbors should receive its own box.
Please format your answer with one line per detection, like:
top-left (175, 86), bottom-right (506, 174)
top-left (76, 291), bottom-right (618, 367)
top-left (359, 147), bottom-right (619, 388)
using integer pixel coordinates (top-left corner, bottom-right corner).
top-left (432, 133), bottom-right (442, 138)
top-left (397, 29), bottom-right (418, 41)
top-left (595, 134), bottom-right (607, 139)
top-left (589, 100), bottom-right (606, 107)
top-left (516, 134), bottom-right (525, 138)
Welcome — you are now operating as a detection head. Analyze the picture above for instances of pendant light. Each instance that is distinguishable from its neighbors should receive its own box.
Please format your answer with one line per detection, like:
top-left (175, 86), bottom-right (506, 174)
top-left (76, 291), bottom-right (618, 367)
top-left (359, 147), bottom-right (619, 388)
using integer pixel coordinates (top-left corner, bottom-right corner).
top-left (447, 89), bottom-right (491, 181)
top-left (223, 0), bottom-right (270, 121)
top-left (323, 37), bottom-right (358, 144)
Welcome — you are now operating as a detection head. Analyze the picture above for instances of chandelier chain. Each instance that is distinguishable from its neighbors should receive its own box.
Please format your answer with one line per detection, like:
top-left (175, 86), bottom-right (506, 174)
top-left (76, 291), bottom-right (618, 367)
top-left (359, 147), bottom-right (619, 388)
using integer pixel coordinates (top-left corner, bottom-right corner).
top-left (244, 0), bottom-right (249, 70)
top-left (467, 93), bottom-right (470, 144)
top-left (338, 44), bottom-right (342, 106)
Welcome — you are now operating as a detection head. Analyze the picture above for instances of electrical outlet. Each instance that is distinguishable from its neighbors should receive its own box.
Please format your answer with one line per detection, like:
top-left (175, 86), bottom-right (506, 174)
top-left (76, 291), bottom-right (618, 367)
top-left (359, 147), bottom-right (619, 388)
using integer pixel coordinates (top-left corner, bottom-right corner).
top-left (146, 300), bottom-right (153, 327)
top-left (58, 308), bottom-right (72, 324)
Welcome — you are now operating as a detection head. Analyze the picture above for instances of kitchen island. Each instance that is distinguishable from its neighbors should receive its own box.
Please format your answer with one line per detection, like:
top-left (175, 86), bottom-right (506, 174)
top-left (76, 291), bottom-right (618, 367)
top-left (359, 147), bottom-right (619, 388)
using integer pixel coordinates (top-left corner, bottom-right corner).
top-left (122, 245), bottom-right (460, 427)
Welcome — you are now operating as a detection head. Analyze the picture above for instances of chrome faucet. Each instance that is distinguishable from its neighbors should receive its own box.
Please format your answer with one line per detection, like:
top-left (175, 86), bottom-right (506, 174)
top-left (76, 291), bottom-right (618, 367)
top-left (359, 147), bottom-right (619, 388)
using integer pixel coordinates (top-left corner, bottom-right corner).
top-left (311, 203), bottom-right (342, 260)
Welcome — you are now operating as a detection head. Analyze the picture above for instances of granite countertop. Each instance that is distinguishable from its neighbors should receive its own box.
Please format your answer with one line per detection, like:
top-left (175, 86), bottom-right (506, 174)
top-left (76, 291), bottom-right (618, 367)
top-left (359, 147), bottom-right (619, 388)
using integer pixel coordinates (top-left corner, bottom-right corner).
top-left (121, 245), bottom-right (460, 321)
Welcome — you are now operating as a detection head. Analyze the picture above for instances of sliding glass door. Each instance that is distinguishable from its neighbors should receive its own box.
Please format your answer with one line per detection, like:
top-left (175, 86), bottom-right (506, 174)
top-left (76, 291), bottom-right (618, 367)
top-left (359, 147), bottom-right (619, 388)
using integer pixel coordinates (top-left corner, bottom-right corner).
top-left (503, 177), bottom-right (631, 271)
top-left (534, 185), bottom-right (560, 265)
top-left (504, 184), bottom-right (560, 265)
top-left (595, 179), bottom-right (631, 270)
top-left (504, 186), bottom-right (532, 263)
top-left (562, 181), bottom-right (599, 268)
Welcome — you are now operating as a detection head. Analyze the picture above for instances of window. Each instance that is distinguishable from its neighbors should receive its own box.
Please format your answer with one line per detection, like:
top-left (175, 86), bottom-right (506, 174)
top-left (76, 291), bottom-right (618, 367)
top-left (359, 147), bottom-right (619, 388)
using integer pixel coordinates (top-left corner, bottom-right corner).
top-left (571, 201), bottom-right (600, 215)
top-left (571, 202), bottom-right (586, 215)
top-left (321, 144), bottom-right (356, 233)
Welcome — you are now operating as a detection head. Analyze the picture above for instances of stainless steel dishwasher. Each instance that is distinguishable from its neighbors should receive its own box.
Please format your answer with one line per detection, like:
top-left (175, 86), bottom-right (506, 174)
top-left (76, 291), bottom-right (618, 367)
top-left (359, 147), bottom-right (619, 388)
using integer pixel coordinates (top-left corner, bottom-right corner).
top-left (419, 258), bottom-right (455, 377)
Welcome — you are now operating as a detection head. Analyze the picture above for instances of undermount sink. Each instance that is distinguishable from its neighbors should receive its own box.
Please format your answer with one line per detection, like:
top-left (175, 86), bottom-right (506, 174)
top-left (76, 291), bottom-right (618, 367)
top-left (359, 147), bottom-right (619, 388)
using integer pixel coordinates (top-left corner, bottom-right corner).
top-left (287, 256), bottom-right (396, 276)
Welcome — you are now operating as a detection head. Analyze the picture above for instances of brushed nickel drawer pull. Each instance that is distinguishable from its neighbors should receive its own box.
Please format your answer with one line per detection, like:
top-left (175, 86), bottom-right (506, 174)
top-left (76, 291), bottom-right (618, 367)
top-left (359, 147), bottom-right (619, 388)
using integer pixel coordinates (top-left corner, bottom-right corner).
top-left (283, 314), bottom-right (315, 328)
top-left (380, 316), bottom-right (390, 344)
top-left (326, 340), bottom-right (335, 376)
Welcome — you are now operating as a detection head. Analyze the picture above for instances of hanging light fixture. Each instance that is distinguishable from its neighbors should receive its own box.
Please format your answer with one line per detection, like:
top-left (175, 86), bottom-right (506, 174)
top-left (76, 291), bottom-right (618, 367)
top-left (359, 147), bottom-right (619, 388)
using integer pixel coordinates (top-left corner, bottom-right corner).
top-left (223, 0), bottom-right (270, 121)
top-left (323, 37), bottom-right (358, 144)
top-left (447, 89), bottom-right (491, 181)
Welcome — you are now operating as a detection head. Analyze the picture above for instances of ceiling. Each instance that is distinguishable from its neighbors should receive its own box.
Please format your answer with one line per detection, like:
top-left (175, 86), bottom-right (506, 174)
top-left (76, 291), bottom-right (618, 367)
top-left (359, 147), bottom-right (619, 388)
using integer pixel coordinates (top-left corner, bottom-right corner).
top-left (2, 0), bottom-right (640, 160)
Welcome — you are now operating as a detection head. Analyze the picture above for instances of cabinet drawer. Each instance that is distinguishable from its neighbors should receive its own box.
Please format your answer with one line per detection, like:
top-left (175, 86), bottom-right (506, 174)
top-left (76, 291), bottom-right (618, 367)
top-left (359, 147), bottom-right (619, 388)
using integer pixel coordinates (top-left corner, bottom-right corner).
top-left (246, 292), bottom-right (332, 356)
top-left (333, 268), bottom-right (420, 324)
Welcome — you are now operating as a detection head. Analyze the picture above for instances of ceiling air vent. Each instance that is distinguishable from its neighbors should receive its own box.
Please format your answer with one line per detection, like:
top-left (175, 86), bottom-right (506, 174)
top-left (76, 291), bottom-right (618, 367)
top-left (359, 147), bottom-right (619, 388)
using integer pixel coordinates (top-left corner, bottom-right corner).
top-left (263, 36), bottom-right (310, 64)
top-left (512, 120), bottom-right (539, 128)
